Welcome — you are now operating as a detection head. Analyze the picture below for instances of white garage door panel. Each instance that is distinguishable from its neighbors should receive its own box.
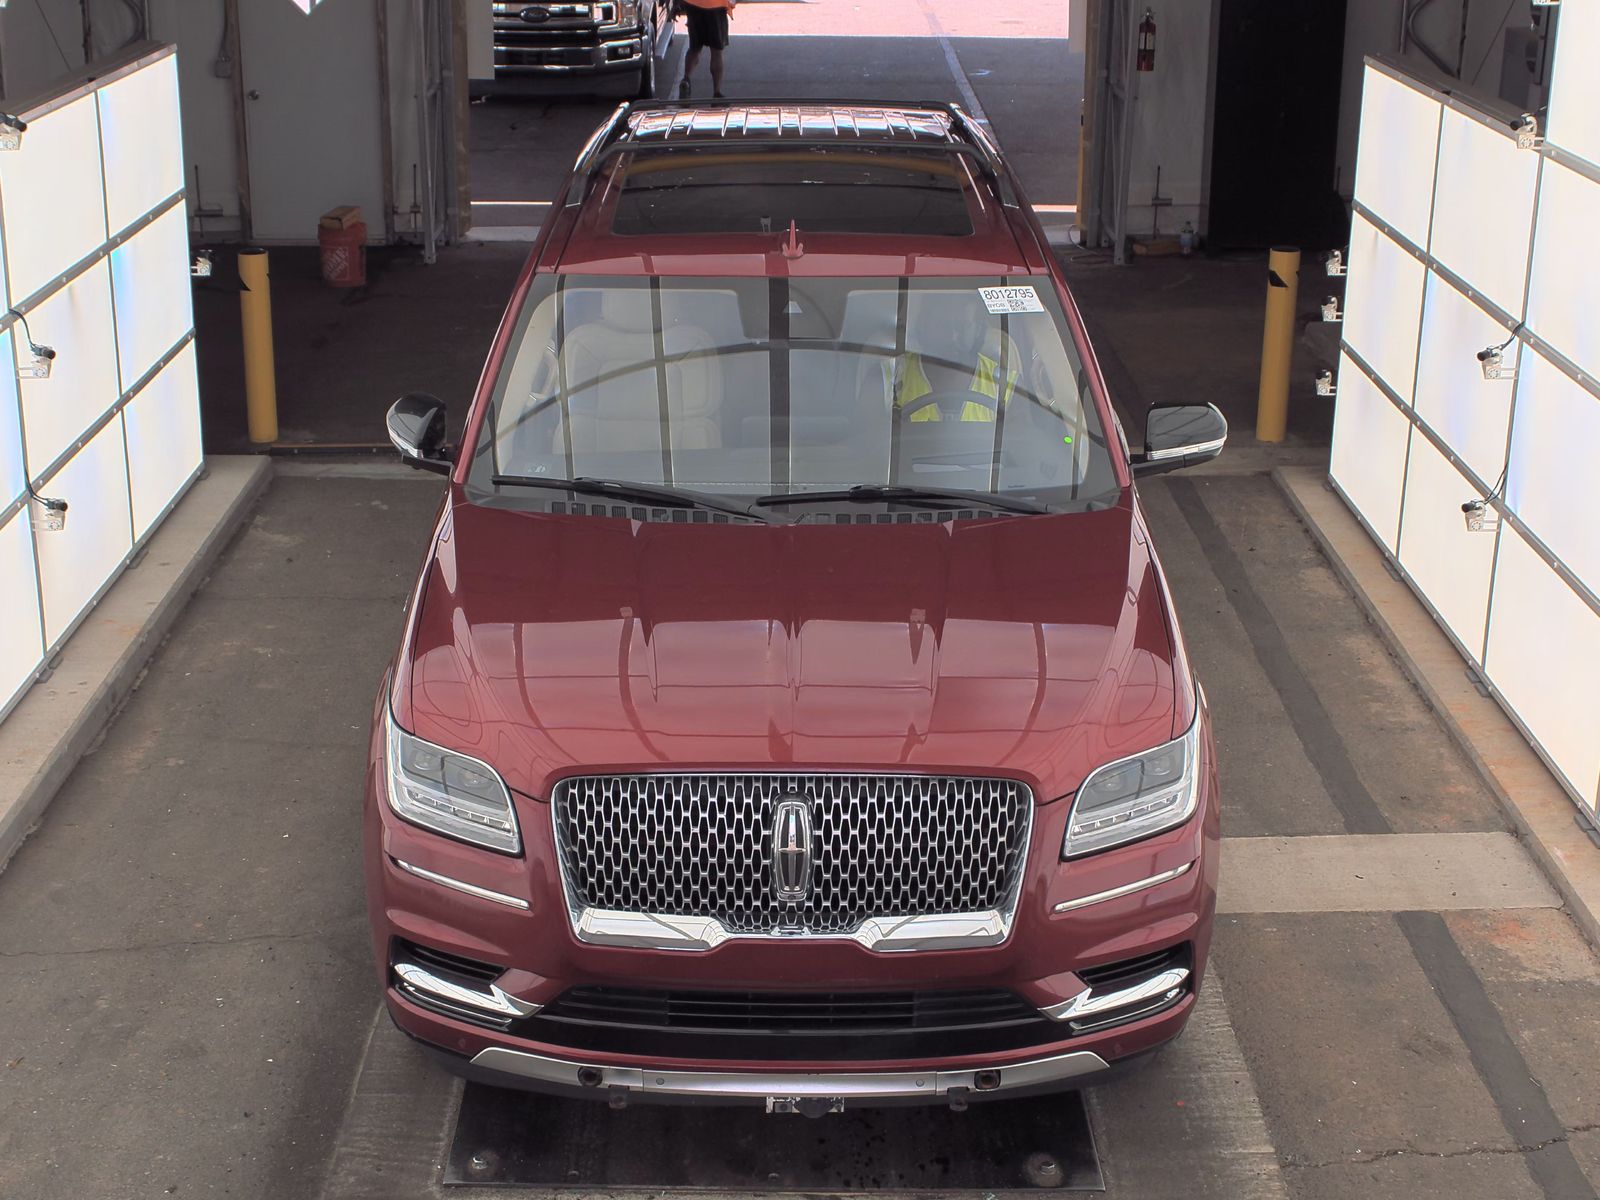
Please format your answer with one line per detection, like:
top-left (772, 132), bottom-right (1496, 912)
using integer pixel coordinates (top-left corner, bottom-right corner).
top-left (1396, 434), bottom-right (1495, 660)
top-left (1428, 109), bottom-right (1537, 316)
top-left (0, 510), bottom-right (44, 715)
top-left (1412, 271), bottom-right (1515, 486)
top-left (1546, 0), bottom-right (1600, 169)
top-left (0, 94), bottom-right (107, 305)
top-left (124, 343), bottom-right (202, 541)
top-left (1344, 214), bottom-right (1426, 405)
top-left (110, 206), bottom-right (194, 390)
top-left (20, 260), bottom-right (121, 477)
top-left (1526, 162), bottom-right (1600, 383)
top-left (1504, 353), bottom-right (1600, 597)
top-left (1485, 528), bottom-right (1600, 807)
top-left (35, 419), bottom-right (133, 647)
top-left (97, 54), bottom-right (185, 236)
top-left (1330, 352), bottom-right (1411, 554)
top-left (1353, 66), bottom-right (1441, 249)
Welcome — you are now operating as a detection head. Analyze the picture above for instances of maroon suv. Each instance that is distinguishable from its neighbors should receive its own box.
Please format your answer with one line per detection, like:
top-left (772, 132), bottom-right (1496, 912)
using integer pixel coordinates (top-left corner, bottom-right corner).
top-left (367, 102), bottom-right (1226, 1113)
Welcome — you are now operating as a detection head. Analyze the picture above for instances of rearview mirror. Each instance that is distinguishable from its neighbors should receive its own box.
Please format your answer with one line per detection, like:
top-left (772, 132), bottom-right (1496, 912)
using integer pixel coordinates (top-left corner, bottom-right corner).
top-left (1130, 404), bottom-right (1228, 477)
top-left (386, 393), bottom-right (452, 475)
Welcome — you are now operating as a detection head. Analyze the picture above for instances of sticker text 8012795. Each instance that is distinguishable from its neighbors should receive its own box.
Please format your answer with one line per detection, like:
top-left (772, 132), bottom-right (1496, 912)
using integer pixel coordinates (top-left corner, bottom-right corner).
top-left (978, 286), bottom-right (1046, 315)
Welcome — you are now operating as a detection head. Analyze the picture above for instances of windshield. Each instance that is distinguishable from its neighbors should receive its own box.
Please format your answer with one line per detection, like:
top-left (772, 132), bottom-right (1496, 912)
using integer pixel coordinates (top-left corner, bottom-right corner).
top-left (470, 275), bottom-right (1119, 506)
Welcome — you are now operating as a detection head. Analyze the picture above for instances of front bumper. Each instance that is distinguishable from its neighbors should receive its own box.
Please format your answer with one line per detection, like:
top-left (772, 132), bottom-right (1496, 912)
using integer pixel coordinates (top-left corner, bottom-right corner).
top-left (468, 1043), bottom-right (1114, 1103)
top-left (490, 28), bottom-right (646, 76)
top-left (362, 706), bottom-right (1221, 1105)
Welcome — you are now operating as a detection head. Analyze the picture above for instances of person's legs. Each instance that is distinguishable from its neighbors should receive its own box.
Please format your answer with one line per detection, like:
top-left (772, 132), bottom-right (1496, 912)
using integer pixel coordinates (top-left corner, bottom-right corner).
top-left (709, 47), bottom-right (725, 97)
top-left (680, 44), bottom-right (701, 97)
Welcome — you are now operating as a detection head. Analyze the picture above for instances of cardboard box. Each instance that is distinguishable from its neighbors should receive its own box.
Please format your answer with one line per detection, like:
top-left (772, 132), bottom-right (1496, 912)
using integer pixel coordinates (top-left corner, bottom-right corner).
top-left (319, 205), bottom-right (364, 230)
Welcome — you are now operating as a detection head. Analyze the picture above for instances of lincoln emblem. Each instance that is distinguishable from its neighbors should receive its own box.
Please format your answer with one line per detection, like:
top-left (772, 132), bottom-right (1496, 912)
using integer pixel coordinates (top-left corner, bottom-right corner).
top-left (771, 798), bottom-right (812, 903)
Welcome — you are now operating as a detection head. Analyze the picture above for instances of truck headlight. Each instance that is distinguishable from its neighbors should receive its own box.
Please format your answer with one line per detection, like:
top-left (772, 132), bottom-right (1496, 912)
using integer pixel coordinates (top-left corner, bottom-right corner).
top-left (385, 709), bottom-right (522, 854)
top-left (616, 0), bottom-right (640, 22)
top-left (1063, 705), bottom-right (1202, 858)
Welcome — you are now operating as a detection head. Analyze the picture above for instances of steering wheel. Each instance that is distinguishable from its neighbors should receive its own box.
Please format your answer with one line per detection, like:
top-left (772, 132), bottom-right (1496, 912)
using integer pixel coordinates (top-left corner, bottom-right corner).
top-left (896, 388), bottom-right (1000, 425)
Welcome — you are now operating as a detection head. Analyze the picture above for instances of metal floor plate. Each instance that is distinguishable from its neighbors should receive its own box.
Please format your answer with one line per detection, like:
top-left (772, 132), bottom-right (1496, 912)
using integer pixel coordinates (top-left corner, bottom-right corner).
top-left (445, 1085), bottom-right (1103, 1191)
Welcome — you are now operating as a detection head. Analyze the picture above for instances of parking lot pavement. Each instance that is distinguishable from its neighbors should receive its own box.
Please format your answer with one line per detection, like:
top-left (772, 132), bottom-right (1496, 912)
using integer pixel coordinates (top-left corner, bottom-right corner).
top-left (5, 462), bottom-right (1596, 1200)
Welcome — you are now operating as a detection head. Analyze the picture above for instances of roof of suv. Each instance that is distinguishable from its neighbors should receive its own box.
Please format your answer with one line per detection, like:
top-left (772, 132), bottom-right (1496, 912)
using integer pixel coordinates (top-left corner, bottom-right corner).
top-left (546, 101), bottom-right (1049, 278)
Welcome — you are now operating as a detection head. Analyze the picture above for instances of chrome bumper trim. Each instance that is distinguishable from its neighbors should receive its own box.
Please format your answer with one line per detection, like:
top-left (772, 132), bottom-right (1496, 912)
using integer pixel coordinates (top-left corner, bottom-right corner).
top-left (570, 906), bottom-right (1012, 953)
top-left (1051, 860), bottom-right (1195, 913)
top-left (1041, 967), bottom-right (1191, 1023)
top-left (392, 857), bottom-right (530, 910)
top-left (394, 962), bottom-right (542, 1020)
top-left (492, 36), bottom-right (643, 73)
top-left (469, 1046), bottom-right (1113, 1099)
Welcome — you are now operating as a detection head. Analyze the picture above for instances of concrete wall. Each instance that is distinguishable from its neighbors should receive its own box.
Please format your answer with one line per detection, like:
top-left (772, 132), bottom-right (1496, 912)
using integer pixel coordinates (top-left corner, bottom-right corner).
top-left (148, 0), bottom-right (241, 234)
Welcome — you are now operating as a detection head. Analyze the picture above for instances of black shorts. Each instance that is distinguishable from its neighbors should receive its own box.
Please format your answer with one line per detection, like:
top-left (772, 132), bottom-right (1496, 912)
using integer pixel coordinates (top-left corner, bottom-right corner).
top-left (685, 6), bottom-right (730, 51)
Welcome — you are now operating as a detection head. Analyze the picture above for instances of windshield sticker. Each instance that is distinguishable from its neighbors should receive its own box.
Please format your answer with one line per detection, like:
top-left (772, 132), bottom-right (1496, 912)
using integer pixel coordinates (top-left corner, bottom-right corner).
top-left (979, 285), bottom-right (1046, 315)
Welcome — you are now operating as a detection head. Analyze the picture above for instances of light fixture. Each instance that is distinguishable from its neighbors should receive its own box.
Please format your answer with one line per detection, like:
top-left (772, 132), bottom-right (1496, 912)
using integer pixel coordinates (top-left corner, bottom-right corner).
top-left (1510, 113), bottom-right (1542, 151)
top-left (1477, 346), bottom-right (1515, 380)
top-left (28, 491), bottom-right (67, 532)
top-left (191, 251), bottom-right (214, 278)
top-left (1477, 324), bottom-right (1521, 380)
top-left (1320, 295), bottom-right (1343, 322)
top-left (0, 112), bottom-right (25, 152)
top-left (1462, 465), bottom-right (1508, 534)
top-left (1460, 499), bottom-right (1500, 533)
top-left (1315, 368), bottom-right (1336, 397)
top-left (8, 309), bottom-right (55, 380)
top-left (1325, 249), bottom-right (1347, 277)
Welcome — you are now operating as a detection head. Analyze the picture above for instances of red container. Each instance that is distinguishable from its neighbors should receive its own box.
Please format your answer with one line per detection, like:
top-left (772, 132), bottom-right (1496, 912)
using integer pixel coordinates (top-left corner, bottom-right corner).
top-left (318, 220), bottom-right (367, 287)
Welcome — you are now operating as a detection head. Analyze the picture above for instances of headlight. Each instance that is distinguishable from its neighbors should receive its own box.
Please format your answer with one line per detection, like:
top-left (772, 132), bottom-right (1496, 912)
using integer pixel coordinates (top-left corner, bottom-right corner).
top-left (1063, 706), bottom-right (1202, 858)
top-left (384, 710), bottom-right (522, 854)
top-left (615, 0), bottom-right (640, 23)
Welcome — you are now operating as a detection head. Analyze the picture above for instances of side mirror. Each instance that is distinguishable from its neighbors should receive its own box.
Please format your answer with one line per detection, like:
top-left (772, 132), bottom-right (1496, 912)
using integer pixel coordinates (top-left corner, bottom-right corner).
top-left (386, 393), bottom-right (452, 475)
top-left (1130, 404), bottom-right (1228, 477)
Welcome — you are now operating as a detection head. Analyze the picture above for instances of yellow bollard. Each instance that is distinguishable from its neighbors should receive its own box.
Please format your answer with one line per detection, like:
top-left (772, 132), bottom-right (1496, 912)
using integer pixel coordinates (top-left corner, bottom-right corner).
top-left (238, 248), bottom-right (279, 445)
top-left (1255, 246), bottom-right (1300, 443)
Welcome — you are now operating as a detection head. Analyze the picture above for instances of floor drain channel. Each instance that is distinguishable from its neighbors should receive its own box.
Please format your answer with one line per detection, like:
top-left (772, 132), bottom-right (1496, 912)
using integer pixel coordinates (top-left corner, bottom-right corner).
top-left (444, 1083), bottom-right (1103, 1191)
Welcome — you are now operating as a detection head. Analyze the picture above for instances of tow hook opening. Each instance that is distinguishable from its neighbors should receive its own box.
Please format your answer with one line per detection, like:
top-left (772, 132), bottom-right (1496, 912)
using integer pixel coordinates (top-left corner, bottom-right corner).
top-left (974, 1069), bottom-right (1002, 1091)
top-left (576, 1066), bottom-right (603, 1088)
top-left (767, 1096), bottom-right (846, 1117)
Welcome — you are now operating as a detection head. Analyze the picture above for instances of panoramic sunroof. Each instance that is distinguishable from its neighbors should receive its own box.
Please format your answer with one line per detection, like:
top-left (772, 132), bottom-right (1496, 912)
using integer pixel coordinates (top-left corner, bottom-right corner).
top-left (610, 148), bottom-right (976, 238)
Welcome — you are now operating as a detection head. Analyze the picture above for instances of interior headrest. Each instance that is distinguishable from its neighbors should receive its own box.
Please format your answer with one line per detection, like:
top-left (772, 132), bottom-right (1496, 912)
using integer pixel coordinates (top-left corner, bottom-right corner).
top-left (600, 289), bottom-right (656, 333)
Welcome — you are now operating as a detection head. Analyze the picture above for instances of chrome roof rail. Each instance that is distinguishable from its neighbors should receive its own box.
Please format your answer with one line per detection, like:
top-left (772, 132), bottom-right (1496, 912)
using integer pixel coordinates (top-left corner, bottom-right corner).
top-left (569, 98), bottom-right (1020, 207)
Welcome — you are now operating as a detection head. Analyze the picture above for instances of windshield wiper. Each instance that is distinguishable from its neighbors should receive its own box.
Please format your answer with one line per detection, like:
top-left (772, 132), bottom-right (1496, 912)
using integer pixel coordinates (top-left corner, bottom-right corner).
top-left (752, 484), bottom-right (1049, 515)
top-left (491, 475), bottom-right (779, 524)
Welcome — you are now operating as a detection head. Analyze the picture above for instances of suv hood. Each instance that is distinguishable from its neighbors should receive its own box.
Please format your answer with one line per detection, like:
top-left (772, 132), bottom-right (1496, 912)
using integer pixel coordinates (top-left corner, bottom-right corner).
top-left (402, 496), bottom-right (1179, 803)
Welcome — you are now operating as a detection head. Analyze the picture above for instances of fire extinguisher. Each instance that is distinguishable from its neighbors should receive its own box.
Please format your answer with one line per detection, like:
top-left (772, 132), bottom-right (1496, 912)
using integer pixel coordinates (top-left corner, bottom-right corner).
top-left (1136, 8), bottom-right (1156, 72)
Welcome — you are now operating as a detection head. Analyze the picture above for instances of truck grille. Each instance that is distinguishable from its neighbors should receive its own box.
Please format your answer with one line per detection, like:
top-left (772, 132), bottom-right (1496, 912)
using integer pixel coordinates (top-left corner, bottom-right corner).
top-left (492, 1), bottom-right (616, 32)
top-left (552, 774), bottom-right (1032, 937)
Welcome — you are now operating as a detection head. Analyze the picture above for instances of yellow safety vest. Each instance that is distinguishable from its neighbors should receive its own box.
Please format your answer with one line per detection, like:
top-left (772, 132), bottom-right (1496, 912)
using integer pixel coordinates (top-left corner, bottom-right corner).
top-left (886, 344), bottom-right (1020, 422)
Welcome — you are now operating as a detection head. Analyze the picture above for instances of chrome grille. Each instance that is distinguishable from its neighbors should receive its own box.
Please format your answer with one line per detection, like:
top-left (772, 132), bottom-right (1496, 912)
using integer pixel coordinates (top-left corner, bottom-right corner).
top-left (552, 774), bottom-right (1032, 936)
